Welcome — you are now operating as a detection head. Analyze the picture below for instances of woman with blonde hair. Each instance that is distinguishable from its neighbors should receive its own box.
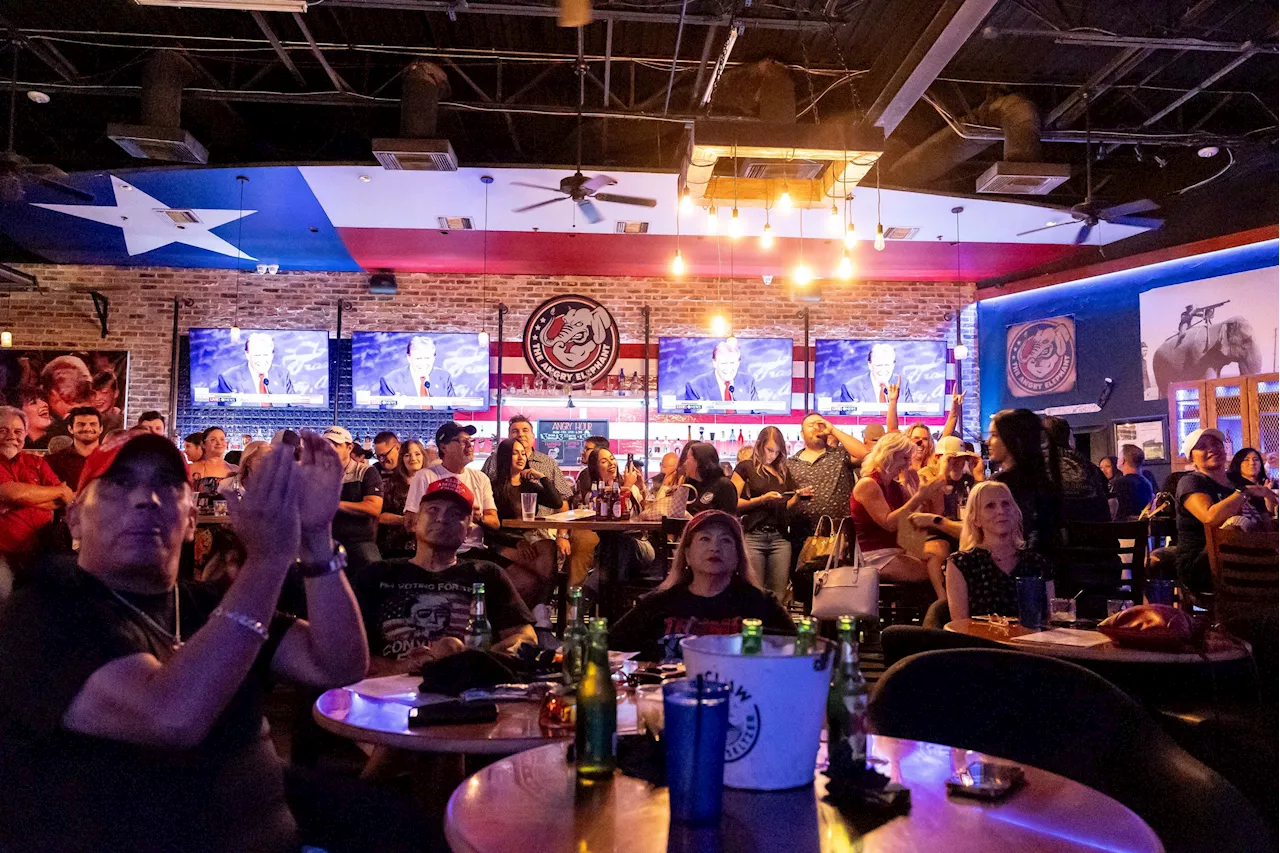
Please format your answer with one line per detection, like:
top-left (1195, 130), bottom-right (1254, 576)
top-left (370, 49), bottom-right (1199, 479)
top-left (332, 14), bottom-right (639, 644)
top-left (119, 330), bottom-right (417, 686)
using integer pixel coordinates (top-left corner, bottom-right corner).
top-left (945, 480), bottom-right (1051, 621)
top-left (731, 426), bottom-right (812, 599)
top-left (611, 510), bottom-right (794, 661)
top-left (850, 431), bottom-right (945, 590)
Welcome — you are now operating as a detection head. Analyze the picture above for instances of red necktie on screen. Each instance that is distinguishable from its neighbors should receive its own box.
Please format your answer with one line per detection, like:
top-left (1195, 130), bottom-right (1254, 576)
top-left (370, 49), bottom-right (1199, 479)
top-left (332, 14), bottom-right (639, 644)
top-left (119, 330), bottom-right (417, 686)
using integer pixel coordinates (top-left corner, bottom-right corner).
top-left (723, 381), bottom-right (733, 402)
top-left (419, 377), bottom-right (430, 397)
top-left (257, 375), bottom-right (268, 395)
top-left (878, 385), bottom-right (887, 403)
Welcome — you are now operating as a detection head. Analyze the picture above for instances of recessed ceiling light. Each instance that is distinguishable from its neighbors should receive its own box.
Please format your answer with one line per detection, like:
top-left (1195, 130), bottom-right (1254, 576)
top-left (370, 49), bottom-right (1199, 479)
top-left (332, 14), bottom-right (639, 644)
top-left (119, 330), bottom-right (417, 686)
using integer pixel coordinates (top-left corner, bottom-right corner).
top-left (358, 175), bottom-right (372, 183)
top-left (1197, 146), bottom-right (1220, 159)
top-left (26, 91), bottom-right (49, 104)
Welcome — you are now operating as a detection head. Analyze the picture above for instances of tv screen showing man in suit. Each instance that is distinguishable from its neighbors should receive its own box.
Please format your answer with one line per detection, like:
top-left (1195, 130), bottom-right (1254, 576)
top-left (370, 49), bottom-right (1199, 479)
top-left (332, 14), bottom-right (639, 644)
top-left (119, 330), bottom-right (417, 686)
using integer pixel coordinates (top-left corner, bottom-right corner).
top-left (189, 328), bottom-right (328, 408)
top-left (814, 339), bottom-right (946, 416)
top-left (658, 336), bottom-right (792, 414)
top-left (352, 331), bottom-right (489, 411)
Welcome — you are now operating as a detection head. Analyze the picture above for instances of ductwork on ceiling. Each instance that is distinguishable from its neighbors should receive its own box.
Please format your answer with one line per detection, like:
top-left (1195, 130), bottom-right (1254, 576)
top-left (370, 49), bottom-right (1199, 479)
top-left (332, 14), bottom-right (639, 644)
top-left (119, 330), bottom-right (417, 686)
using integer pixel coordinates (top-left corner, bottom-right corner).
top-left (889, 93), bottom-right (1070, 195)
top-left (373, 61), bottom-right (458, 171)
top-left (107, 51), bottom-right (209, 164)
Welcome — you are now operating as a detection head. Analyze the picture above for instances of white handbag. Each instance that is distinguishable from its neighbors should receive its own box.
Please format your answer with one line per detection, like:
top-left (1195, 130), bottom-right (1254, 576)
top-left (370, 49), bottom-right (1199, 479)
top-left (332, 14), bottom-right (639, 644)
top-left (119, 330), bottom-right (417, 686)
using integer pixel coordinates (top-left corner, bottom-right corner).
top-left (811, 517), bottom-right (880, 621)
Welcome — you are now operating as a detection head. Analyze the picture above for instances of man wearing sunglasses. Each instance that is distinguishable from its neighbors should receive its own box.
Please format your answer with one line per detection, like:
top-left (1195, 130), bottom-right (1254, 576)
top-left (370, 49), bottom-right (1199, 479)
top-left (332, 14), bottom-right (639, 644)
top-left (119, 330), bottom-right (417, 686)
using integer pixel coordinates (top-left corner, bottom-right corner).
top-left (403, 421), bottom-right (498, 555)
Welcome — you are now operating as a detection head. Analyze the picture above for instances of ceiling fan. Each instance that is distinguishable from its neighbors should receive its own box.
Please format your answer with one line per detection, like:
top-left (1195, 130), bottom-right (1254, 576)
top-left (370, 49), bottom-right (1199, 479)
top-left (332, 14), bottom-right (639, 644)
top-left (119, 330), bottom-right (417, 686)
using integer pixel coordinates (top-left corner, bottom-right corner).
top-left (510, 41), bottom-right (656, 225)
top-left (1017, 94), bottom-right (1161, 244)
top-left (0, 46), bottom-right (93, 204)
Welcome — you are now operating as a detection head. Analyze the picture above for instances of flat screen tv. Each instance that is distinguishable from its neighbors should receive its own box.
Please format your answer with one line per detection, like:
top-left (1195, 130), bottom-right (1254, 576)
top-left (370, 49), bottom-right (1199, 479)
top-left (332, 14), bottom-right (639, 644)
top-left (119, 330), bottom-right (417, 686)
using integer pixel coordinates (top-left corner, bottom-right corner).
top-left (814, 338), bottom-right (946, 416)
top-left (351, 331), bottom-right (490, 411)
top-left (189, 328), bottom-right (329, 408)
top-left (658, 336), bottom-right (793, 415)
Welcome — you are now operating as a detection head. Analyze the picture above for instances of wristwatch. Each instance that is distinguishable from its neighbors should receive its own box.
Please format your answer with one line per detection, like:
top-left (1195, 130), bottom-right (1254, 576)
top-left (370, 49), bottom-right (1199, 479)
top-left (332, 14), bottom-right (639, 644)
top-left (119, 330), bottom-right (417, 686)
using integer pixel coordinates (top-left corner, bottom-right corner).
top-left (299, 543), bottom-right (348, 579)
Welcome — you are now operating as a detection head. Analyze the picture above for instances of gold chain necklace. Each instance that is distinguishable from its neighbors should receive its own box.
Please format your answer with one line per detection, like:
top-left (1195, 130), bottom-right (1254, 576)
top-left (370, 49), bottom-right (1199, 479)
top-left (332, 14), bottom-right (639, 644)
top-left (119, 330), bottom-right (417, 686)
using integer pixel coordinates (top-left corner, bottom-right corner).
top-left (109, 585), bottom-right (183, 650)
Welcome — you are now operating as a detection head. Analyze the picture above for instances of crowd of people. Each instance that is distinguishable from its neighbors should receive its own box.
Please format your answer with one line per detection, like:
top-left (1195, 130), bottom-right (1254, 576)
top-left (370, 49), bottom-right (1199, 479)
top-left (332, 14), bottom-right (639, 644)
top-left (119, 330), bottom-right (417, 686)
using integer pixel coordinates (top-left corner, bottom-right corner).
top-left (0, 384), bottom-right (1276, 850)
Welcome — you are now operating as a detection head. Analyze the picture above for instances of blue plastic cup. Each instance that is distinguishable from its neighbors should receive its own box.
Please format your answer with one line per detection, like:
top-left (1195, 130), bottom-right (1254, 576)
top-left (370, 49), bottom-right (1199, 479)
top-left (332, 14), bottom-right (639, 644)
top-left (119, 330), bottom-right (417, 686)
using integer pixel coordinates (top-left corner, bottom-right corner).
top-left (1016, 576), bottom-right (1047, 630)
top-left (1146, 578), bottom-right (1175, 606)
top-left (663, 679), bottom-right (730, 825)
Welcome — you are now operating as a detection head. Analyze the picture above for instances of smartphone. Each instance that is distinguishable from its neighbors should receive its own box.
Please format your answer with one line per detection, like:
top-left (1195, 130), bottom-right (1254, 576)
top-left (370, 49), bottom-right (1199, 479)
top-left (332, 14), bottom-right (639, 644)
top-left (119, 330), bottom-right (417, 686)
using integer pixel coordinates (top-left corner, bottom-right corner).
top-left (407, 700), bottom-right (498, 727)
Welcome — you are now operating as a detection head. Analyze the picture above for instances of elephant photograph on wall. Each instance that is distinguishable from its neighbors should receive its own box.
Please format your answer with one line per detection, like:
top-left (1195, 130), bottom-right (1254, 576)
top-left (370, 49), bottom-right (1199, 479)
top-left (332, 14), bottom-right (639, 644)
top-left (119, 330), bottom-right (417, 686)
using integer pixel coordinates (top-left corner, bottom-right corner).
top-left (1140, 266), bottom-right (1278, 401)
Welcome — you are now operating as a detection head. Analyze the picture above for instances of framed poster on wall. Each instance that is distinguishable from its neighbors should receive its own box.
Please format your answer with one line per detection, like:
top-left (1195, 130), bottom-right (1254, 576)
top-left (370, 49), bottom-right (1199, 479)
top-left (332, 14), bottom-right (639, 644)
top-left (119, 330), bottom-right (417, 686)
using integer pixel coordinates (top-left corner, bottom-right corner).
top-left (0, 348), bottom-right (131, 448)
top-left (1113, 416), bottom-right (1168, 463)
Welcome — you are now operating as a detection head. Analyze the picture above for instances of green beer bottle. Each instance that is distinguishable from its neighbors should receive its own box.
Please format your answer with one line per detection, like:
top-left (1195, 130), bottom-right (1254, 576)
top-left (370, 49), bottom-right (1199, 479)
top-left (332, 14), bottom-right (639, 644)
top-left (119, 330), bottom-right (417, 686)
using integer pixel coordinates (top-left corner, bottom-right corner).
top-left (794, 617), bottom-right (817, 655)
top-left (464, 582), bottom-right (493, 650)
top-left (740, 618), bottom-right (763, 654)
top-left (562, 586), bottom-right (588, 685)
top-left (826, 615), bottom-right (869, 775)
top-left (575, 618), bottom-right (617, 780)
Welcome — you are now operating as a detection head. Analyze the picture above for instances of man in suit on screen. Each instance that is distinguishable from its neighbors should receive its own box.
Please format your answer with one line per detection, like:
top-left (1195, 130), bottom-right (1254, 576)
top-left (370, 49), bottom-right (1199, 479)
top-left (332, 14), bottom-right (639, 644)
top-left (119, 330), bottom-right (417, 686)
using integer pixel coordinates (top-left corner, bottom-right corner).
top-left (378, 336), bottom-right (456, 399)
top-left (839, 342), bottom-right (913, 404)
top-left (683, 338), bottom-right (759, 402)
top-left (214, 332), bottom-right (296, 396)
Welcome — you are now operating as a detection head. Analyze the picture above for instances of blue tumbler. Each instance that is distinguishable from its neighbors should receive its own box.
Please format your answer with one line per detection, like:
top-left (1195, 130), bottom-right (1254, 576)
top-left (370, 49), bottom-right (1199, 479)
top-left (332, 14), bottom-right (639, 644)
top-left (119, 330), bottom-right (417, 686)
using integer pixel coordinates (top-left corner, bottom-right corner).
top-left (663, 678), bottom-right (730, 824)
top-left (1146, 578), bottom-right (1175, 606)
top-left (1016, 576), bottom-right (1047, 630)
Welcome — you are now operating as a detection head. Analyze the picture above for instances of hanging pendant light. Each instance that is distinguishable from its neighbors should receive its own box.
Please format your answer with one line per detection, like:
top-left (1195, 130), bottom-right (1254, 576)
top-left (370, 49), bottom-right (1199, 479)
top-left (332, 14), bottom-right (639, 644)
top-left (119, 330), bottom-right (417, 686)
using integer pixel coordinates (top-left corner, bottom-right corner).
top-left (874, 222), bottom-right (886, 252)
top-left (707, 204), bottom-right (718, 234)
top-left (760, 222), bottom-right (774, 250)
top-left (837, 252), bottom-right (854, 280)
top-left (778, 184), bottom-right (792, 213)
top-left (844, 223), bottom-right (856, 250)
top-left (827, 202), bottom-right (842, 234)
top-left (728, 207), bottom-right (742, 239)
top-left (952, 205), bottom-right (968, 360)
top-left (709, 312), bottom-right (729, 337)
top-left (680, 187), bottom-right (693, 215)
top-left (671, 250), bottom-right (685, 276)
top-left (230, 175), bottom-right (249, 339)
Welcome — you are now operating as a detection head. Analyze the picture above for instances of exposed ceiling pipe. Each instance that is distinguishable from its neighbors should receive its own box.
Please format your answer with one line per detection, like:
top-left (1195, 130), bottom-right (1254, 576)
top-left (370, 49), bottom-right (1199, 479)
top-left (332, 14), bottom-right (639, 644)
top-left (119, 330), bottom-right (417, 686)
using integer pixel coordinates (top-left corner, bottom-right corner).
top-left (399, 60), bottom-right (450, 137)
top-left (140, 50), bottom-right (193, 129)
top-left (888, 93), bottom-right (1040, 184)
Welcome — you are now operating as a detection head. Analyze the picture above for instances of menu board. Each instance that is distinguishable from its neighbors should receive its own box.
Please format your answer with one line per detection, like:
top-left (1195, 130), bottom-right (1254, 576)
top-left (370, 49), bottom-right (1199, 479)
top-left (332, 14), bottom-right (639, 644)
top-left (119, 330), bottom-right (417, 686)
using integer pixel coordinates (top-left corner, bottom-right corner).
top-left (536, 419), bottom-right (609, 469)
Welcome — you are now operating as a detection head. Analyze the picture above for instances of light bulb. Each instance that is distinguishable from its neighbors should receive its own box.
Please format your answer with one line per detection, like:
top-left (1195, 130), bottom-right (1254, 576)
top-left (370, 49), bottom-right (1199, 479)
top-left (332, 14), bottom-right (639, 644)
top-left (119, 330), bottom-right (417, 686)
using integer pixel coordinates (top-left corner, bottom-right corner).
top-left (874, 222), bottom-right (886, 251)
top-left (0, 331), bottom-right (11, 348)
top-left (760, 223), bottom-right (774, 250)
top-left (707, 204), bottom-right (718, 234)
top-left (728, 208), bottom-right (742, 240)
top-left (953, 343), bottom-right (969, 360)
top-left (837, 252), bottom-right (853, 280)
top-left (827, 203), bottom-right (842, 234)
top-left (777, 188), bottom-right (792, 213)
top-left (229, 325), bottom-right (242, 342)
top-left (844, 223), bottom-right (856, 250)
top-left (793, 262), bottom-right (813, 286)
top-left (680, 189), bottom-right (694, 215)
top-left (671, 250), bottom-right (685, 276)
top-left (709, 313), bottom-right (729, 337)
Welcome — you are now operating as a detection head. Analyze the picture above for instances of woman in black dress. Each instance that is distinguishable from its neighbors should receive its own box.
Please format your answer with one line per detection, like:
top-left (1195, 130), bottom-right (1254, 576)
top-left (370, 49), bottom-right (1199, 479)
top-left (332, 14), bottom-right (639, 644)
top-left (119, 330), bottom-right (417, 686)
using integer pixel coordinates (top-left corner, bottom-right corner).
top-left (683, 442), bottom-right (738, 515)
top-left (945, 480), bottom-right (1050, 620)
top-left (987, 408), bottom-right (1062, 553)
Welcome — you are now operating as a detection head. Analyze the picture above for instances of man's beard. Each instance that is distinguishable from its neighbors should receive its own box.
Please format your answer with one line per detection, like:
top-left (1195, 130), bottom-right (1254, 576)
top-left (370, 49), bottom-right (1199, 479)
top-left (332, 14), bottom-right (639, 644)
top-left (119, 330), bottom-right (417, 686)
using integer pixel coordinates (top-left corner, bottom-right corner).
top-left (0, 444), bottom-right (19, 460)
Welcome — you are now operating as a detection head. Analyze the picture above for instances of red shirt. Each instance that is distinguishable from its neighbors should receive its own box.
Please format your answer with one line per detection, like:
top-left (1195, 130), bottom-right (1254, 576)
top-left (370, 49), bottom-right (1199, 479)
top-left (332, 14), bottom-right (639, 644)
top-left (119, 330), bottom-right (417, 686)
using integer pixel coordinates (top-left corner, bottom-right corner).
top-left (849, 470), bottom-right (907, 553)
top-left (0, 452), bottom-right (63, 559)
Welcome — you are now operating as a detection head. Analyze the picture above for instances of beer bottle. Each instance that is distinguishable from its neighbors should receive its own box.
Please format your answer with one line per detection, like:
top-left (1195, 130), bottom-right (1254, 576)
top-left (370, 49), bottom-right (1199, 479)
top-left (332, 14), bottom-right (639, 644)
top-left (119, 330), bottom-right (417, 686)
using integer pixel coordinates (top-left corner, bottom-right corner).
top-left (575, 618), bottom-right (617, 780)
top-left (464, 582), bottom-right (493, 650)
top-left (740, 618), bottom-right (763, 654)
top-left (562, 586), bottom-right (587, 685)
top-left (794, 617), bottom-right (817, 655)
top-left (612, 481), bottom-right (625, 519)
top-left (826, 616), bottom-right (869, 774)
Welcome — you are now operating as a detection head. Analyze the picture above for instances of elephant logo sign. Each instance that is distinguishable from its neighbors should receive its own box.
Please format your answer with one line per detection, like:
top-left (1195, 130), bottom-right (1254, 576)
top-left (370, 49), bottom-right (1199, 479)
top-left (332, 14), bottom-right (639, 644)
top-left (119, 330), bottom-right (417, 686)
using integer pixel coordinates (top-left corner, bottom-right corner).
top-left (1006, 316), bottom-right (1077, 398)
top-left (522, 295), bottom-right (619, 387)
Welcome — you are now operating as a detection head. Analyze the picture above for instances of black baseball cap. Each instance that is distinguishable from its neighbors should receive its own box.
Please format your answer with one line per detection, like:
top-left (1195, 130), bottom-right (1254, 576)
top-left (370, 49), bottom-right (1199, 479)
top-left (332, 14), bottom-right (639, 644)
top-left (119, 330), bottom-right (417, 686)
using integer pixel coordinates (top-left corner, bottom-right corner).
top-left (435, 421), bottom-right (478, 448)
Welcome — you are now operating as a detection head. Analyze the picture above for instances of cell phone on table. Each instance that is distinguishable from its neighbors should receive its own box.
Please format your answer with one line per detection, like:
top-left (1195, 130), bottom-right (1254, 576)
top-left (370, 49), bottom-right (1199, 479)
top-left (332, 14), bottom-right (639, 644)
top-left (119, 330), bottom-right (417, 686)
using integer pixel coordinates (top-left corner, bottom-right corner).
top-left (407, 700), bottom-right (498, 727)
top-left (946, 761), bottom-right (1024, 801)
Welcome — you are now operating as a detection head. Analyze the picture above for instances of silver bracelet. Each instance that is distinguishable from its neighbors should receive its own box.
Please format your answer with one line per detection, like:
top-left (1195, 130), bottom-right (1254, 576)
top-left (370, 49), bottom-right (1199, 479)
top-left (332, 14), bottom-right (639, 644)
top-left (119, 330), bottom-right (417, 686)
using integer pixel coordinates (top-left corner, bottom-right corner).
top-left (210, 606), bottom-right (269, 642)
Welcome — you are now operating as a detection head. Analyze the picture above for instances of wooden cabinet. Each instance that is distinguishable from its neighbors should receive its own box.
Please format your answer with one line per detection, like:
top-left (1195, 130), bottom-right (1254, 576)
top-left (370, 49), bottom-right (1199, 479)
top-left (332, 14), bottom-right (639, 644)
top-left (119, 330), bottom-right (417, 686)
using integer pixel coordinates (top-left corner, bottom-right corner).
top-left (1168, 373), bottom-right (1279, 465)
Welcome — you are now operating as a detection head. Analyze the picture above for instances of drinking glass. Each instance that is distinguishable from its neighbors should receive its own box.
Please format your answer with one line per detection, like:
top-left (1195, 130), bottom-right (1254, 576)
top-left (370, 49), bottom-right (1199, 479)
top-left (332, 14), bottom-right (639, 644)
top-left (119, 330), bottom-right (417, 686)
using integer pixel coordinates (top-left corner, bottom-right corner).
top-left (1145, 578), bottom-right (1175, 606)
top-left (664, 679), bottom-right (730, 824)
top-left (1048, 597), bottom-right (1077, 625)
top-left (1106, 599), bottom-right (1134, 617)
top-left (520, 491), bottom-right (538, 521)
top-left (1015, 576), bottom-right (1046, 630)
top-left (635, 684), bottom-right (665, 736)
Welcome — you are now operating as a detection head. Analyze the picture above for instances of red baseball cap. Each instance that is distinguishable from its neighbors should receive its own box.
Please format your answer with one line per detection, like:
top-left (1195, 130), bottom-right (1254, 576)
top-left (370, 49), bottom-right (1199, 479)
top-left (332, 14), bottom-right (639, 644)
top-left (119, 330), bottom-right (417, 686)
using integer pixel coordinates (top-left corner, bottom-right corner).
top-left (77, 429), bottom-right (191, 492)
top-left (421, 476), bottom-right (475, 513)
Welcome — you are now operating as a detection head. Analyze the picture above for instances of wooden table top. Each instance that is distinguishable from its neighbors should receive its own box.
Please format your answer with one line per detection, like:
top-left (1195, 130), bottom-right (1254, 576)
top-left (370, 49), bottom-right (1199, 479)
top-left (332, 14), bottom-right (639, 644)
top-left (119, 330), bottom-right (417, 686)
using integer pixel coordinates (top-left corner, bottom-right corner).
top-left (312, 674), bottom-right (639, 755)
top-left (444, 739), bottom-right (1164, 853)
top-left (502, 516), bottom-right (663, 532)
top-left (944, 619), bottom-right (1250, 663)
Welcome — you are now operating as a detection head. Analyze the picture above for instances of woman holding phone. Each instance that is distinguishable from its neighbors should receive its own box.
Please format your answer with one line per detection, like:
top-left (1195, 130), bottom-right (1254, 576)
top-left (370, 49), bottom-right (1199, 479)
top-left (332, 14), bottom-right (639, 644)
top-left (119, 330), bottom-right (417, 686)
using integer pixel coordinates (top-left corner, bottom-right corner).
top-left (731, 426), bottom-right (812, 599)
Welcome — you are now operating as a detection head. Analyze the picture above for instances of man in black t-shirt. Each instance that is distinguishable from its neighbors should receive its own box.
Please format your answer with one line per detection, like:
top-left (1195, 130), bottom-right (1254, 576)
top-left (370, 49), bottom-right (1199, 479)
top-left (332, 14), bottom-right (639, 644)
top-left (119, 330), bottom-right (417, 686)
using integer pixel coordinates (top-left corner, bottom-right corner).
top-left (0, 430), bottom-right (369, 853)
top-left (1110, 444), bottom-right (1155, 520)
top-left (356, 476), bottom-right (536, 675)
top-left (323, 425), bottom-right (384, 581)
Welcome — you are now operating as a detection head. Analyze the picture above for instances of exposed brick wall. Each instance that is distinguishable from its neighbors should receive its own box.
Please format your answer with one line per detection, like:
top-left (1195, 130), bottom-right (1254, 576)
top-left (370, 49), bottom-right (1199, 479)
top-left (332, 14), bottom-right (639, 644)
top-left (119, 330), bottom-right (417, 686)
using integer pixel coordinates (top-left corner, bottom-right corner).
top-left (4, 264), bottom-right (979, 436)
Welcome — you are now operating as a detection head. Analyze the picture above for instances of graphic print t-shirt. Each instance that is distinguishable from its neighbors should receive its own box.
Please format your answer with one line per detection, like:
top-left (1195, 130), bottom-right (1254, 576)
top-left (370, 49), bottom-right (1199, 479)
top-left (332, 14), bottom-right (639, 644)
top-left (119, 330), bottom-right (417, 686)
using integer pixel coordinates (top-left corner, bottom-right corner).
top-left (356, 558), bottom-right (533, 661)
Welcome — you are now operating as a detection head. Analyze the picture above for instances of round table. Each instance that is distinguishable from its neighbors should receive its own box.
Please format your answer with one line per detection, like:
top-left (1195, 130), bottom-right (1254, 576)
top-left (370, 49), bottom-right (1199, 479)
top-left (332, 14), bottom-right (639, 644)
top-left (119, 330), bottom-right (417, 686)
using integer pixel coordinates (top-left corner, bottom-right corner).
top-left (313, 674), bottom-right (639, 755)
top-left (444, 738), bottom-right (1164, 853)
top-left (943, 619), bottom-right (1250, 663)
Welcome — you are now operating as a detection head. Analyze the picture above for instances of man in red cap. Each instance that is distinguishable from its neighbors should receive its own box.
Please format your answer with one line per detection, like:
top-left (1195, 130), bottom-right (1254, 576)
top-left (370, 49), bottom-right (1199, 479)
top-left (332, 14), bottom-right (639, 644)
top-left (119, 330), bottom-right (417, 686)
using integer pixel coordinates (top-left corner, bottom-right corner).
top-left (0, 428), bottom-right (370, 853)
top-left (356, 476), bottom-right (535, 676)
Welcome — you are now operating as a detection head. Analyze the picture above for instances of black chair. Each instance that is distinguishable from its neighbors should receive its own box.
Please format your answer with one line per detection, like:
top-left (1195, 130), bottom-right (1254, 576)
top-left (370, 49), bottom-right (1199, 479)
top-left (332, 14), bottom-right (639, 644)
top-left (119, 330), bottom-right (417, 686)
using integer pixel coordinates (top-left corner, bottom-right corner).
top-left (868, 648), bottom-right (1271, 853)
top-left (921, 598), bottom-right (950, 630)
top-left (879, 624), bottom-right (1003, 668)
top-left (1054, 519), bottom-right (1150, 617)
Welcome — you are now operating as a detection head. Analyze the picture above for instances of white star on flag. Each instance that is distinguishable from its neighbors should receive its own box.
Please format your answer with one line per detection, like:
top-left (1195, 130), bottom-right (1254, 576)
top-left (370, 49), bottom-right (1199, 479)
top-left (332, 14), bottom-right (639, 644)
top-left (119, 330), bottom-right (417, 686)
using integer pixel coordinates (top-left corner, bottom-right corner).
top-left (33, 175), bottom-right (257, 260)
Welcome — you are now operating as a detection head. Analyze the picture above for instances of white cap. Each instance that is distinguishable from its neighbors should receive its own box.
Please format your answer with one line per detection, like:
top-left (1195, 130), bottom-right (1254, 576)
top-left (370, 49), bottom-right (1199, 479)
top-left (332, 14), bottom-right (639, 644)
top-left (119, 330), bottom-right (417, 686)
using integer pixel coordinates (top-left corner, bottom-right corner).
top-left (1180, 427), bottom-right (1226, 459)
top-left (936, 435), bottom-right (978, 458)
top-left (322, 425), bottom-right (353, 445)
